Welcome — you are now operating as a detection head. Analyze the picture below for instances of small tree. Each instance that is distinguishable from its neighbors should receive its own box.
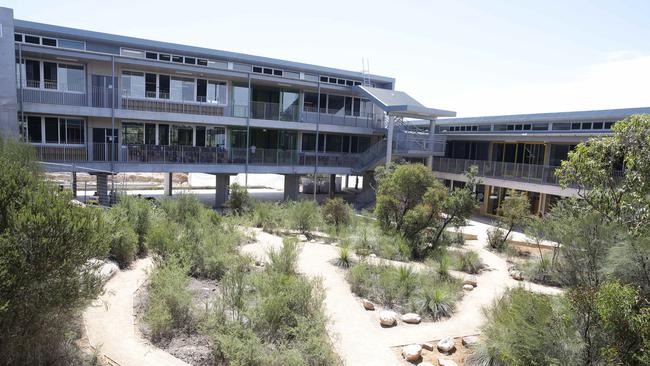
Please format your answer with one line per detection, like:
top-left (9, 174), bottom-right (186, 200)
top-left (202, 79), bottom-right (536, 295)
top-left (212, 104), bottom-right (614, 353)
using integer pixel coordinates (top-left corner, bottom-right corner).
top-left (116, 195), bottom-right (152, 256)
top-left (228, 183), bottom-right (250, 215)
top-left (489, 189), bottom-right (530, 251)
top-left (322, 197), bottom-right (351, 234)
top-left (288, 200), bottom-right (320, 235)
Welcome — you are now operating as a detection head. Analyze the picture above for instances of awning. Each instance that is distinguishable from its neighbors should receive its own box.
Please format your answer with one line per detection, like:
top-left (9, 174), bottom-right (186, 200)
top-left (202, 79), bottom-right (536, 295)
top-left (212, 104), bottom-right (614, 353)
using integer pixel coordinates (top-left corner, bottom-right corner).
top-left (355, 85), bottom-right (456, 119)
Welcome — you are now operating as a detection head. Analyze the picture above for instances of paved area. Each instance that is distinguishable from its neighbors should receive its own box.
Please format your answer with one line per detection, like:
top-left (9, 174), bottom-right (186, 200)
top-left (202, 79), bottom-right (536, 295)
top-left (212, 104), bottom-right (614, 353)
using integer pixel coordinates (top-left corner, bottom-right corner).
top-left (83, 257), bottom-right (189, 366)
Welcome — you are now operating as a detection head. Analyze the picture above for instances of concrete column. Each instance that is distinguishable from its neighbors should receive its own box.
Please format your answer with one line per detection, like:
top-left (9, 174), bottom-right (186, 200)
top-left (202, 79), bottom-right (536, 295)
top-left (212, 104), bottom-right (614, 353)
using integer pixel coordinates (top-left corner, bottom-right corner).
top-left (163, 172), bottom-right (173, 196)
top-left (214, 174), bottom-right (229, 208)
top-left (329, 174), bottom-right (336, 198)
top-left (96, 173), bottom-right (109, 206)
top-left (0, 8), bottom-right (19, 138)
top-left (480, 185), bottom-right (490, 215)
top-left (71, 172), bottom-right (78, 197)
top-left (427, 118), bottom-right (436, 169)
top-left (284, 174), bottom-right (300, 201)
top-left (385, 114), bottom-right (394, 167)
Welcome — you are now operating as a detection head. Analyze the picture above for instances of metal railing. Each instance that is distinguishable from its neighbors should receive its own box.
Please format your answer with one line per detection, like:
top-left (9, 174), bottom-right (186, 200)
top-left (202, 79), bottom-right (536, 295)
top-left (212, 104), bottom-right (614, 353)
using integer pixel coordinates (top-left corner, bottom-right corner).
top-left (18, 85), bottom-right (88, 106)
top-left (394, 132), bottom-right (446, 155)
top-left (431, 157), bottom-right (561, 185)
top-left (32, 144), bottom-right (88, 161)
top-left (302, 107), bottom-right (380, 129)
top-left (121, 93), bottom-right (229, 117)
top-left (354, 139), bottom-right (387, 171)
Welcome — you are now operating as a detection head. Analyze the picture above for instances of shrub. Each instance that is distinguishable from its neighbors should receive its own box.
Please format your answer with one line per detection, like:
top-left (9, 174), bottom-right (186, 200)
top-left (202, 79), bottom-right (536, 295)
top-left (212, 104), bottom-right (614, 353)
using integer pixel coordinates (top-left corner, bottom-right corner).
top-left (467, 288), bottom-right (581, 366)
top-left (487, 226), bottom-right (507, 251)
top-left (458, 250), bottom-right (485, 274)
top-left (115, 195), bottom-right (152, 256)
top-left (336, 245), bottom-right (353, 268)
top-left (106, 207), bottom-right (138, 268)
top-left (251, 201), bottom-right (283, 232)
top-left (412, 284), bottom-right (457, 321)
top-left (287, 200), bottom-right (320, 235)
top-left (521, 254), bottom-right (561, 286)
top-left (144, 261), bottom-right (193, 341)
top-left (0, 138), bottom-right (109, 365)
top-left (159, 193), bottom-right (204, 225)
top-left (228, 183), bottom-right (250, 215)
top-left (267, 237), bottom-right (300, 275)
top-left (322, 197), bottom-right (351, 234)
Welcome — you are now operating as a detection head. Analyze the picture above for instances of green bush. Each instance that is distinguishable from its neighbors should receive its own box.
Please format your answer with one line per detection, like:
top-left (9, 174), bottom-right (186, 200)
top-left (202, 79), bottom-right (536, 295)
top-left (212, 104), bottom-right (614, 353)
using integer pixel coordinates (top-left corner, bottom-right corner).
top-left (412, 284), bottom-right (457, 321)
top-left (487, 226), bottom-right (508, 252)
top-left (457, 250), bottom-right (485, 274)
top-left (0, 138), bottom-right (109, 365)
top-left (159, 193), bottom-right (204, 225)
top-left (228, 183), bottom-right (250, 215)
top-left (267, 237), bottom-right (300, 275)
top-left (336, 245), bottom-right (353, 268)
top-left (466, 288), bottom-right (581, 366)
top-left (322, 197), bottom-right (351, 234)
top-left (144, 261), bottom-right (193, 341)
top-left (288, 200), bottom-right (320, 235)
top-left (115, 195), bottom-right (152, 256)
top-left (251, 201), bottom-right (283, 232)
top-left (106, 207), bottom-right (138, 269)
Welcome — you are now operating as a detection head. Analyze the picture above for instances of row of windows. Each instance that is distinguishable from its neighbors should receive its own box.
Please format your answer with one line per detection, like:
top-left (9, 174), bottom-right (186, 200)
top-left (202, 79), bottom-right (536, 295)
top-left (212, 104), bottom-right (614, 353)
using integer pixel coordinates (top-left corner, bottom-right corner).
top-left (319, 75), bottom-right (363, 87)
top-left (15, 32), bottom-right (86, 51)
top-left (442, 121), bottom-right (616, 133)
top-left (17, 59), bottom-right (86, 92)
top-left (122, 71), bottom-right (228, 104)
top-left (303, 92), bottom-right (371, 117)
top-left (121, 121), bottom-right (226, 147)
top-left (301, 133), bottom-right (370, 154)
top-left (19, 115), bottom-right (85, 144)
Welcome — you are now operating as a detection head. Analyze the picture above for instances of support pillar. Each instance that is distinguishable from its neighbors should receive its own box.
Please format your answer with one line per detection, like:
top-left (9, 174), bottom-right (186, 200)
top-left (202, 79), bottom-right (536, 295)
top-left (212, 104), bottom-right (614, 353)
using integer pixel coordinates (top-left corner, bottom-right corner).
top-left (426, 118), bottom-right (436, 169)
top-left (480, 185), bottom-right (490, 215)
top-left (96, 173), bottom-right (109, 206)
top-left (329, 174), bottom-right (336, 198)
top-left (214, 174), bottom-right (229, 208)
top-left (284, 174), bottom-right (300, 201)
top-left (71, 172), bottom-right (78, 197)
top-left (163, 172), bottom-right (173, 196)
top-left (385, 114), bottom-right (394, 167)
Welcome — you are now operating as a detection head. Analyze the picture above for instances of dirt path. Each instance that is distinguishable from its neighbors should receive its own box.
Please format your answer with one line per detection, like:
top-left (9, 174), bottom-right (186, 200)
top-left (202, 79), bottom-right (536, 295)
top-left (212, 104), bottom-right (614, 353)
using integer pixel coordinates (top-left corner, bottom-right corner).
top-left (241, 218), bottom-right (562, 365)
top-left (83, 257), bottom-right (190, 366)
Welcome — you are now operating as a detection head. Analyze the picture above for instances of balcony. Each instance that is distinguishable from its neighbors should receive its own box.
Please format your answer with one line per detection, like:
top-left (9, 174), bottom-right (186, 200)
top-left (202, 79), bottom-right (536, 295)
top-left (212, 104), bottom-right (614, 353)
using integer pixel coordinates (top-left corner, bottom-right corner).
top-left (431, 157), bottom-right (561, 185)
top-left (32, 144), bottom-right (88, 162)
top-left (302, 107), bottom-right (380, 129)
top-left (18, 80), bottom-right (87, 107)
top-left (249, 101), bottom-right (299, 122)
top-left (121, 92), bottom-right (229, 117)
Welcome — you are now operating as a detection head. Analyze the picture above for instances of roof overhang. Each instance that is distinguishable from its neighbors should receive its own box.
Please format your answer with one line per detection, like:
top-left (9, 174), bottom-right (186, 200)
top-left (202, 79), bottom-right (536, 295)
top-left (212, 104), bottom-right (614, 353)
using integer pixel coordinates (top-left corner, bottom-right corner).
top-left (355, 85), bottom-right (456, 119)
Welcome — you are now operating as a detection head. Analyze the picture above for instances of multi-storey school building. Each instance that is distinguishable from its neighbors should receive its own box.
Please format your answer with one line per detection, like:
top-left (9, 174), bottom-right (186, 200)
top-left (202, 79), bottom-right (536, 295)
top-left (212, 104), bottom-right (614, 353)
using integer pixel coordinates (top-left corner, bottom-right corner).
top-left (1, 6), bottom-right (648, 212)
top-left (0, 6), bottom-right (453, 205)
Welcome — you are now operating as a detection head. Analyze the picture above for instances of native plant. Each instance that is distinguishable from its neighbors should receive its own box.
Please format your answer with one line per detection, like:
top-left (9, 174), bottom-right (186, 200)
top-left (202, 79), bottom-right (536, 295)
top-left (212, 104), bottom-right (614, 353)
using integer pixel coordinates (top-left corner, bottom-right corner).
top-left (322, 197), bottom-right (351, 234)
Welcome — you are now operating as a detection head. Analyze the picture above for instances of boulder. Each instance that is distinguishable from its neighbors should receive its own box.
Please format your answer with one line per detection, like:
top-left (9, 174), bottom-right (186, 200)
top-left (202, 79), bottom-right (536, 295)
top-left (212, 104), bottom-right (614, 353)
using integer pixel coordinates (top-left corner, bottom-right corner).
top-left (70, 199), bottom-right (86, 207)
top-left (401, 313), bottom-right (422, 324)
top-left (510, 270), bottom-right (524, 281)
top-left (437, 337), bottom-right (456, 353)
top-left (362, 299), bottom-right (375, 311)
top-left (463, 275), bottom-right (478, 287)
top-left (437, 358), bottom-right (458, 366)
top-left (462, 335), bottom-right (479, 348)
top-left (421, 342), bottom-right (434, 351)
top-left (401, 344), bottom-right (422, 362)
top-left (463, 284), bottom-right (474, 291)
top-left (379, 310), bottom-right (397, 327)
top-left (298, 234), bottom-right (308, 241)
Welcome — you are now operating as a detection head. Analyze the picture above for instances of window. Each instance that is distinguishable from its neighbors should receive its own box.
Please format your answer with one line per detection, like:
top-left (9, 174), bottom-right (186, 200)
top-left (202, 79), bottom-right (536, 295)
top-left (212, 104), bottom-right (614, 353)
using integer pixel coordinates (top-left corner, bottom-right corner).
top-left (170, 77), bottom-right (194, 101)
top-left (532, 123), bottom-right (548, 131)
top-left (207, 60), bottom-right (227, 69)
top-left (25, 35), bottom-right (40, 44)
top-left (353, 97), bottom-right (361, 116)
top-left (320, 76), bottom-right (328, 82)
top-left (206, 127), bottom-right (226, 147)
top-left (120, 48), bottom-right (145, 58)
top-left (122, 122), bottom-right (144, 144)
top-left (326, 134), bottom-right (343, 153)
top-left (63, 119), bottom-right (84, 144)
top-left (552, 123), bottom-right (571, 130)
top-left (171, 125), bottom-right (193, 146)
top-left (158, 124), bottom-right (169, 145)
top-left (207, 81), bottom-right (227, 105)
top-left (58, 64), bottom-right (85, 92)
top-left (592, 122), bottom-right (603, 129)
top-left (184, 57), bottom-right (196, 65)
top-left (25, 59), bottom-right (40, 88)
top-left (45, 117), bottom-right (59, 143)
top-left (197, 59), bottom-right (208, 66)
top-left (122, 71), bottom-right (145, 98)
top-left (304, 93), bottom-right (318, 111)
top-left (263, 68), bottom-right (272, 75)
top-left (571, 122), bottom-right (581, 130)
top-left (14, 33), bottom-right (22, 42)
top-left (43, 62), bottom-right (58, 89)
top-left (328, 95), bottom-right (344, 114)
top-left (159, 53), bottom-right (171, 62)
top-left (27, 116), bottom-right (42, 143)
top-left (145, 52), bottom-right (158, 60)
top-left (172, 55), bottom-right (183, 63)
top-left (41, 37), bottom-right (57, 47)
top-left (253, 66), bottom-right (263, 73)
top-left (581, 122), bottom-right (592, 130)
top-left (302, 133), bottom-right (316, 151)
top-left (197, 79), bottom-right (207, 102)
top-left (195, 126), bottom-right (206, 147)
top-left (145, 124), bottom-right (156, 145)
top-left (159, 75), bottom-right (170, 99)
top-left (145, 73), bottom-right (157, 98)
top-left (604, 122), bottom-right (614, 129)
top-left (58, 39), bottom-right (85, 50)
top-left (273, 69), bottom-right (282, 76)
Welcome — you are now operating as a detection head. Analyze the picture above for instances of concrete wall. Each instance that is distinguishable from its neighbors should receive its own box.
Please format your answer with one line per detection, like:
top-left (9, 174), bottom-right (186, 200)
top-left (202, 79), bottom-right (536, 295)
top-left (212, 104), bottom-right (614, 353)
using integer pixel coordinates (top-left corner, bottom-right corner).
top-left (0, 8), bottom-right (18, 138)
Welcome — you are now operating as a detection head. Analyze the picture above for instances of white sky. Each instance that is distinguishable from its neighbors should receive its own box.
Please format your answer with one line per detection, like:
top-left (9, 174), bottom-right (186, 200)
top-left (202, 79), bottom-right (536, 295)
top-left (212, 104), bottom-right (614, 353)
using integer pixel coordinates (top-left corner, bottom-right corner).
top-left (4, 0), bottom-right (650, 117)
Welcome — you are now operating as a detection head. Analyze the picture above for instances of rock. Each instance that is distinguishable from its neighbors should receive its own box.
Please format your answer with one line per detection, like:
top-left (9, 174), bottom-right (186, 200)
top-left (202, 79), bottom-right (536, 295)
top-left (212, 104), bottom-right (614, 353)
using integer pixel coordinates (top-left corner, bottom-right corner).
top-left (421, 342), bottom-right (434, 351)
top-left (418, 362), bottom-right (435, 366)
top-left (510, 270), bottom-right (524, 281)
top-left (401, 312), bottom-right (422, 324)
top-left (437, 358), bottom-right (458, 366)
top-left (437, 337), bottom-right (456, 353)
top-left (362, 299), bottom-right (375, 310)
top-left (309, 239), bottom-right (316, 243)
top-left (401, 344), bottom-right (422, 362)
top-left (298, 234), bottom-right (308, 241)
top-left (462, 335), bottom-right (479, 347)
top-left (70, 199), bottom-right (86, 207)
top-left (463, 284), bottom-right (474, 291)
top-left (379, 310), bottom-right (397, 327)
top-left (369, 253), bottom-right (377, 258)
top-left (86, 259), bottom-right (118, 282)
top-left (463, 275), bottom-right (478, 287)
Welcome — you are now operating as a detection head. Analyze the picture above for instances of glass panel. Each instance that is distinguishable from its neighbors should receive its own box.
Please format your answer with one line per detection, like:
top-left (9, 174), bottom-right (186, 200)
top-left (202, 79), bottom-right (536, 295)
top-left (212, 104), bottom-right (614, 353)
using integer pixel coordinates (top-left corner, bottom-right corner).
top-left (304, 92), bottom-right (318, 111)
top-left (58, 39), bottom-right (85, 50)
top-left (196, 126), bottom-right (206, 147)
top-left (302, 133), bottom-right (316, 151)
top-left (158, 124), bottom-right (169, 145)
top-left (44, 117), bottom-right (59, 143)
top-left (206, 127), bottom-right (226, 147)
top-left (64, 119), bottom-right (84, 144)
top-left (344, 96), bottom-right (352, 116)
top-left (170, 77), bottom-right (194, 101)
top-left (197, 79), bottom-right (207, 102)
top-left (326, 134), bottom-right (342, 152)
top-left (207, 81), bottom-right (227, 105)
top-left (145, 123), bottom-right (156, 145)
top-left (122, 71), bottom-right (145, 98)
top-left (232, 85), bottom-right (249, 118)
top-left (230, 128), bottom-right (247, 149)
top-left (42, 38), bottom-right (57, 46)
top-left (159, 75), bottom-right (170, 99)
top-left (171, 125), bottom-right (193, 146)
top-left (43, 62), bottom-right (57, 89)
top-left (122, 122), bottom-right (144, 144)
top-left (25, 59), bottom-right (40, 88)
top-left (353, 97), bottom-right (361, 116)
top-left (145, 73), bottom-right (157, 98)
top-left (27, 116), bottom-right (42, 143)
top-left (280, 91), bottom-right (299, 121)
top-left (278, 131), bottom-right (297, 150)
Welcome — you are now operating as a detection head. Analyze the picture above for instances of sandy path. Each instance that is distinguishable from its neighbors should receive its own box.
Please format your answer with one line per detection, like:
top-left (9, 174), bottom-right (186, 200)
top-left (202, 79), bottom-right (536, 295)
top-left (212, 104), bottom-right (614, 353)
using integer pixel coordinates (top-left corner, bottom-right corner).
top-left (241, 217), bottom-right (562, 365)
top-left (83, 257), bottom-right (190, 366)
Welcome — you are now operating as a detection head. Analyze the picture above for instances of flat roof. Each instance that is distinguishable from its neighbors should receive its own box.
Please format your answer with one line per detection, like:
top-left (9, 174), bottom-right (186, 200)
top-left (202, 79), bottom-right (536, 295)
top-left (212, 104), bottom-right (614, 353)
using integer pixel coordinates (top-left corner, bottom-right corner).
top-left (13, 18), bottom-right (396, 85)
top-left (408, 106), bottom-right (650, 126)
top-left (355, 86), bottom-right (456, 119)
